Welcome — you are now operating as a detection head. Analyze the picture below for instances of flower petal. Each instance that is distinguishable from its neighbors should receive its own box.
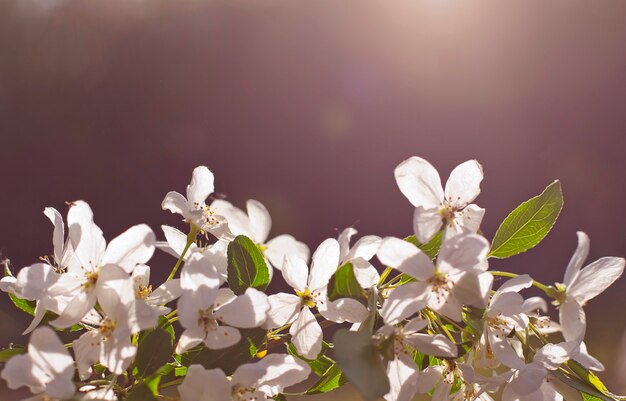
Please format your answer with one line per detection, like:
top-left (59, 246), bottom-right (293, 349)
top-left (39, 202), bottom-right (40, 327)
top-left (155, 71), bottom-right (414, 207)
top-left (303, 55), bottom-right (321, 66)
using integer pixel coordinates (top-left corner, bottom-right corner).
top-left (289, 306), bottom-right (323, 359)
top-left (444, 160), bottom-right (483, 208)
top-left (559, 297), bottom-right (586, 342)
top-left (437, 233), bottom-right (489, 273)
top-left (318, 297), bottom-right (368, 323)
top-left (281, 256), bottom-right (308, 292)
top-left (149, 279), bottom-right (182, 305)
top-left (413, 206), bottom-right (444, 244)
top-left (377, 237), bottom-right (435, 281)
top-left (178, 365), bottom-right (230, 401)
top-left (175, 327), bottom-right (206, 354)
top-left (381, 282), bottom-right (429, 325)
top-left (265, 234), bottom-right (310, 270)
top-left (346, 235), bottom-right (382, 263)
top-left (247, 199), bottom-right (272, 244)
top-left (204, 326), bottom-right (241, 349)
top-left (43, 207), bottom-right (65, 264)
top-left (103, 224), bottom-right (155, 274)
top-left (217, 288), bottom-right (269, 328)
top-left (210, 199), bottom-right (254, 238)
top-left (161, 191), bottom-right (188, 215)
top-left (67, 200), bottom-right (106, 270)
top-left (394, 156), bottom-right (443, 209)
top-left (568, 256), bottom-right (625, 302)
top-left (265, 293), bottom-right (302, 328)
top-left (186, 166), bottom-right (214, 206)
top-left (405, 333), bottom-right (457, 358)
top-left (308, 238), bottom-right (340, 291)
top-left (385, 356), bottom-right (419, 401)
top-left (563, 231), bottom-right (590, 287)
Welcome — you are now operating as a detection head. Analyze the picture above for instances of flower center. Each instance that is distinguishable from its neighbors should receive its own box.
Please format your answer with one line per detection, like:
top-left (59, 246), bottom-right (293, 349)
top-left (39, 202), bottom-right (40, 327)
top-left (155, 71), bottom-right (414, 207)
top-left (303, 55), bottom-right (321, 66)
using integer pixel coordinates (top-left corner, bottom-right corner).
top-left (136, 284), bottom-right (152, 300)
top-left (295, 288), bottom-right (317, 308)
top-left (82, 270), bottom-right (99, 290)
top-left (429, 273), bottom-right (451, 302)
top-left (99, 317), bottom-right (116, 339)
top-left (232, 385), bottom-right (259, 401)
top-left (192, 203), bottom-right (220, 228)
top-left (198, 308), bottom-right (219, 332)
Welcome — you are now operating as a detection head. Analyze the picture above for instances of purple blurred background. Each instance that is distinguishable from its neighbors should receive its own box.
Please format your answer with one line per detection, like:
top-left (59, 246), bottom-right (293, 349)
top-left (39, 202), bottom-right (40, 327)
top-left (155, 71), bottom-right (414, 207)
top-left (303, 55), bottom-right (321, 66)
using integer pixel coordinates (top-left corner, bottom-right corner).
top-left (1, 0), bottom-right (625, 399)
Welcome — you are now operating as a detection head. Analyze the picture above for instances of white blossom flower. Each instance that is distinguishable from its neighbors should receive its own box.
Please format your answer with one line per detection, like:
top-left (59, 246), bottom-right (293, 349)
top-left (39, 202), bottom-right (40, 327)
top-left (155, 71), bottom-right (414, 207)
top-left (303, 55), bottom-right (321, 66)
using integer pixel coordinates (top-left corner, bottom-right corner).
top-left (479, 275), bottom-right (533, 369)
top-left (157, 225), bottom-right (229, 281)
top-left (72, 265), bottom-right (158, 379)
top-left (337, 227), bottom-right (381, 288)
top-left (46, 201), bottom-right (155, 328)
top-left (178, 354), bottom-right (310, 401)
top-left (1, 326), bottom-right (75, 400)
top-left (161, 166), bottom-right (229, 237)
top-left (265, 239), bottom-right (368, 359)
top-left (175, 252), bottom-right (269, 354)
top-left (210, 199), bottom-right (310, 270)
top-left (378, 232), bottom-right (492, 323)
top-left (501, 342), bottom-right (578, 401)
top-left (377, 313), bottom-right (457, 401)
top-left (395, 157), bottom-right (485, 243)
top-left (131, 264), bottom-right (182, 315)
top-left (556, 231), bottom-right (625, 342)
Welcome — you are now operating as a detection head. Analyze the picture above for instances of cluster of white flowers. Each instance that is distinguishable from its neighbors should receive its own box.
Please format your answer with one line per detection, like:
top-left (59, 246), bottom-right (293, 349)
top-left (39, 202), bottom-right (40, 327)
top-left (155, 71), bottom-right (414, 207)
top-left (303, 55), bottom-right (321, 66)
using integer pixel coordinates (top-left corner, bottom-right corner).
top-left (1, 157), bottom-right (623, 401)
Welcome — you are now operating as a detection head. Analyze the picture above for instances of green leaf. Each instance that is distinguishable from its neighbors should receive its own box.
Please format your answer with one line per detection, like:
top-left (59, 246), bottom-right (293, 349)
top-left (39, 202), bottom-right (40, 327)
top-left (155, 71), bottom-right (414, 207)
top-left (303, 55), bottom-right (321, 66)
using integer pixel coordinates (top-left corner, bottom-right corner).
top-left (332, 329), bottom-right (390, 401)
top-left (306, 363), bottom-right (348, 395)
top-left (358, 289), bottom-right (379, 334)
top-left (126, 382), bottom-right (158, 401)
top-left (180, 328), bottom-right (266, 375)
top-left (8, 293), bottom-right (36, 315)
top-left (489, 180), bottom-right (563, 258)
top-left (404, 230), bottom-right (443, 260)
top-left (287, 342), bottom-right (334, 376)
top-left (134, 328), bottom-right (174, 378)
top-left (582, 393), bottom-right (605, 401)
top-left (327, 263), bottom-right (367, 302)
top-left (227, 235), bottom-right (270, 295)
top-left (0, 346), bottom-right (25, 362)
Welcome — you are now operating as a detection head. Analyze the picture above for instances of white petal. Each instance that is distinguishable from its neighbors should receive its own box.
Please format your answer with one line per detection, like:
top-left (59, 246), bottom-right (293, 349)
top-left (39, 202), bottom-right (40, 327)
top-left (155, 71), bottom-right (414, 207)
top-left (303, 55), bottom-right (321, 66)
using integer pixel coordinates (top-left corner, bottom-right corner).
top-left (346, 235), bottom-right (382, 263)
top-left (73, 330), bottom-right (102, 380)
top-left (308, 238), bottom-right (340, 291)
top-left (507, 365), bottom-right (547, 396)
top-left (405, 333), bottom-right (457, 358)
top-left (265, 234), bottom-right (311, 270)
top-left (522, 296), bottom-right (548, 314)
top-left (43, 207), bottom-right (65, 264)
top-left (352, 258), bottom-right (380, 288)
top-left (247, 199), bottom-right (272, 244)
top-left (453, 204), bottom-right (485, 234)
top-left (381, 282), bottom-right (429, 325)
top-left (162, 191), bottom-right (188, 215)
top-left (51, 288), bottom-right (97, 328)
top-left (217, 288), bottom-right (269, 328)
top-left (180, 252), bottom-right (221, 293)
top-left (281, 256), bottom-right (308, 292)
top-left (16, 263), bottom-right (60, 301)
top-left (497, 274), bottom-right (534, 295)
top-left (100, 335), bottom-right (136, 375)
top-left (489, 292), bottom-right (525, 316)
top-left (568, 257), bottom-right (625, 302)
top-left (103, 224), bottom-right (155, 273)
top-left (96, 264), bottom-right (136, 318)
top-left (377, 237), bottom-right (435, 281)
top-left (210, 199), bottom-right (254, 238)
top-left (178, 366), bottom-right (230, 401)
top-left (265, 293), bottom-right (302, 328)
top-left (68, 200), bottom-right (106, 270)
top-left (159, 225), bottom-right (197, 259)
top-left (444, 160), bottom-right (483, 208)
top-left (251, 354), bottom-right (311, 394)
top-left (487, 329), bottom-right (524, 370)
top-left (415, 366), bottom-right (444, 394)
top-left (131, 264), bottom-right (150, 289)
top-left (454, 271), bottom-right (493, 309)
top-left (338, 227), bottom-right (358, 262)
top-left (394, 156), bottom-right (443, 209)
top-left (289, 306), bottom-right (323, 359)
top-left (186, 166), bottom-right (215, 206)
top-left (385, 356), bottom-right (419, 401)
top-left (559, 297), bottom-right (586, 342)
top-left (437, 233), bottom-right (489, 273)
top-left (318, 297), bottom-right (368, 323)
top-left (563, 231), bottom-right (590, 287)
top-left (413, 206), bottom-right (444, 244)
top-left (175, 327), bottom-right (206, 354)
top-left (573, 342), bottom-right (605, 372)
top-left (148, 279), bottom-right (182, 305)
top-left (22, 302), bottom-right (47, 335)
top-left (534, 341), bottom-right (578, 370)
top-left (203, 326), bottom-right (241, 349)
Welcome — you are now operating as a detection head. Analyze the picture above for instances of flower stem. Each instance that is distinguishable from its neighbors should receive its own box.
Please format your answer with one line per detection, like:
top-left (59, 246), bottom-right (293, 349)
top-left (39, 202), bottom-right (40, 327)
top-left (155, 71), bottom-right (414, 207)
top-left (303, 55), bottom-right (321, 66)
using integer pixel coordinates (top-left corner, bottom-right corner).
top-left (166, 226), bottom-right (198, 281)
